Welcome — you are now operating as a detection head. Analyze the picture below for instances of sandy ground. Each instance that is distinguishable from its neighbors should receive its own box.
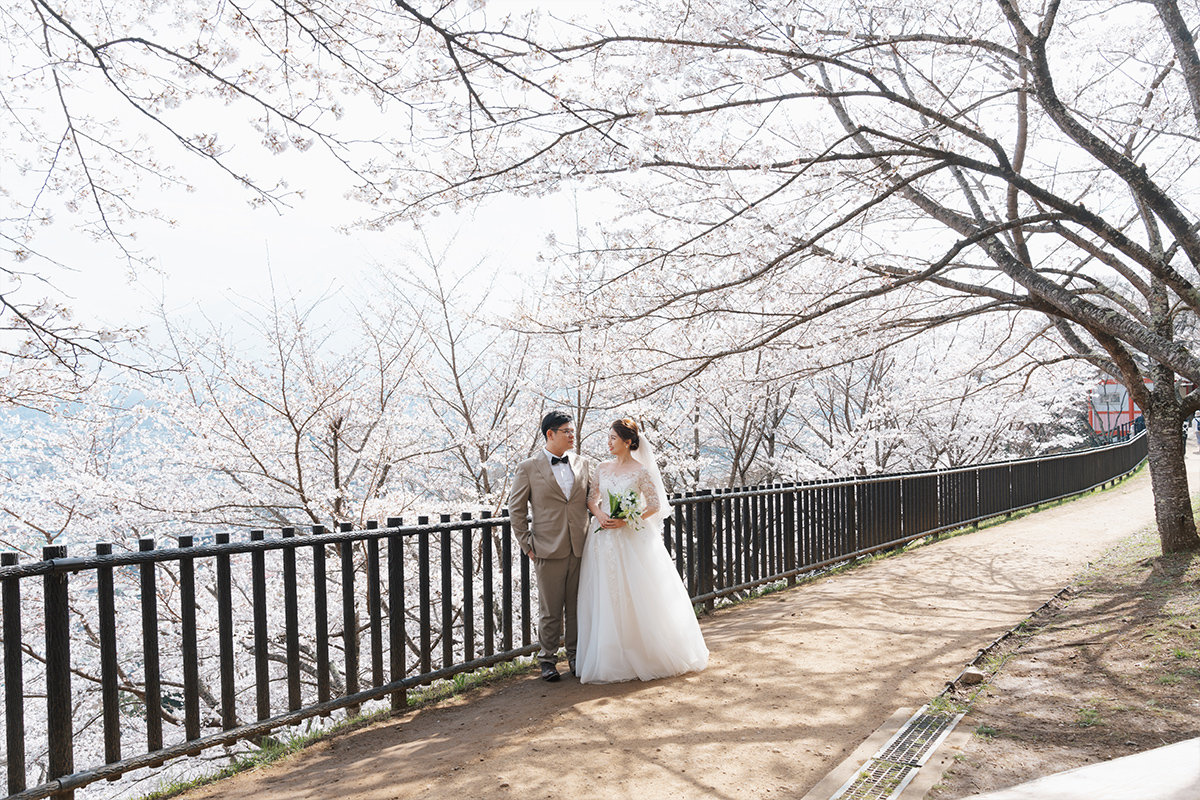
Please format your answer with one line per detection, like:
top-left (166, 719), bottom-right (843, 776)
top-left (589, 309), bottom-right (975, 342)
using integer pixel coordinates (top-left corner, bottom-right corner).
top-left (184, 457), bottom-right (1181, 800)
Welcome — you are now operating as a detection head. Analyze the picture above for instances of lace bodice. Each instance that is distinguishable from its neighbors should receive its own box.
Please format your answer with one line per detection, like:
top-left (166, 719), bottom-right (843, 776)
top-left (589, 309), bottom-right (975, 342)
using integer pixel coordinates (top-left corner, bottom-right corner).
top-left (588, 462), bottom-right (661, 519)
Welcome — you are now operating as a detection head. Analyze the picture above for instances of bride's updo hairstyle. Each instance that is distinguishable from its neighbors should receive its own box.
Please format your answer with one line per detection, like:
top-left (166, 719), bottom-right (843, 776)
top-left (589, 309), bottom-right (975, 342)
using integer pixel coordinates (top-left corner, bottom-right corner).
top-left (612, 418), bottom-right (640, 451)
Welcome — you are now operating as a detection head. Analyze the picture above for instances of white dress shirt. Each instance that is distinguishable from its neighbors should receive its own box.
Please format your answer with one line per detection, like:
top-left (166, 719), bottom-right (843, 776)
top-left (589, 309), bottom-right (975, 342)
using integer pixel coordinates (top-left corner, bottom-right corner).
top-left (544, 448), bottom-right (574, 497)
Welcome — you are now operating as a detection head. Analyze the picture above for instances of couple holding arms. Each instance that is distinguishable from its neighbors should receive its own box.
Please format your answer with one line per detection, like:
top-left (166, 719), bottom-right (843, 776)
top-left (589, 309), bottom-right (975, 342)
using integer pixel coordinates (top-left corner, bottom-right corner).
top-left (509, 411), bottom-right (708, 684)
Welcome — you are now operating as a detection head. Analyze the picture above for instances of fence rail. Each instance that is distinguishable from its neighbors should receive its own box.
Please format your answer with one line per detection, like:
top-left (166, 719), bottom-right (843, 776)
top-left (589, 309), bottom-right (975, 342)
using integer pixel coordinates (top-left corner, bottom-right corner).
top-left (0, 434), bottom-right (1148, 800)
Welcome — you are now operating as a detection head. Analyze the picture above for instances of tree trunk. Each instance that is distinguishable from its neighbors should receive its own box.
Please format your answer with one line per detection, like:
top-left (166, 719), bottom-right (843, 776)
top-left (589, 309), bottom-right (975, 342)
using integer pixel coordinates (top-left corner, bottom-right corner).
top-left (1142, 385), bottom-right (1200, 554)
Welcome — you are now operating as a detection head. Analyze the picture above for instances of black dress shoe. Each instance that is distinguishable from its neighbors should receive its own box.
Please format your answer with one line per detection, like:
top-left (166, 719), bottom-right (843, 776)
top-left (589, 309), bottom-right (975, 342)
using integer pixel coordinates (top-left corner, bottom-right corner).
top-left (540, 663), bottom-right (560, 682)
top-left (569, 661), bottom-right (577, 677)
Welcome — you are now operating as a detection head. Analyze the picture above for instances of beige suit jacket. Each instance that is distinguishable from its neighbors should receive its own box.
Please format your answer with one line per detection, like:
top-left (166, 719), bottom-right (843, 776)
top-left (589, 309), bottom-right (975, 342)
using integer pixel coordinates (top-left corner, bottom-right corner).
top-left (509, 452), bottom-right (593, 560)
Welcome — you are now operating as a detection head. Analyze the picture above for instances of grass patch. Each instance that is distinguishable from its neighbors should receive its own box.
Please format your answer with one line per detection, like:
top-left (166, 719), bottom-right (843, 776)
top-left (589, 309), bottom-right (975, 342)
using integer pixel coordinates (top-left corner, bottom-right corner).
top-left (928, 695), bottom-right (970, 715)
top-left (1156, 665), bottom-right (1200, 685)
top-left (981, 652), bottom-right (1014, 673)
top-left (404, 658), bottom-right (536, 706)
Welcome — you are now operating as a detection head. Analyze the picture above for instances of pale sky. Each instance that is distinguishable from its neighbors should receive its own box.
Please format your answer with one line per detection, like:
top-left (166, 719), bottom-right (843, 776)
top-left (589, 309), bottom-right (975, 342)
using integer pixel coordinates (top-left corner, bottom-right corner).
top-left (24, 156), bottom-right (589, 356)
top-left (37, 160), bottom-right (580, 335)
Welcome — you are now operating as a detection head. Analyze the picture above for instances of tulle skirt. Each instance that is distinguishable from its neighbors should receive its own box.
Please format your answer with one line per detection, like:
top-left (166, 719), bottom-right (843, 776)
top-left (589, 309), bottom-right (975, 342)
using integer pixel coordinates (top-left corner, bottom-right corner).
top-left (576, 523), bottom-right (709, 684)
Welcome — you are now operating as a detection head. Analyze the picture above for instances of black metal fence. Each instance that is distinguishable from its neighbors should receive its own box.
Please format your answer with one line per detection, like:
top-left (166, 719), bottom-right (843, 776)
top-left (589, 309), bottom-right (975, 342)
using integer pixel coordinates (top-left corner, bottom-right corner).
top-left (0, 434), bottom-right (1148, 800)
top-left (665, 433), bottom-right (1148, 606)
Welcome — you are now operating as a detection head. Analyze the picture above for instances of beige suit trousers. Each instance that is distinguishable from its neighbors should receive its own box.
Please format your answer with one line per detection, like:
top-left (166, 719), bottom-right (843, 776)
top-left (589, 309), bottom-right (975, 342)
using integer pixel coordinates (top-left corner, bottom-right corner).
top-left (532, 552), bottom-right (582, 665)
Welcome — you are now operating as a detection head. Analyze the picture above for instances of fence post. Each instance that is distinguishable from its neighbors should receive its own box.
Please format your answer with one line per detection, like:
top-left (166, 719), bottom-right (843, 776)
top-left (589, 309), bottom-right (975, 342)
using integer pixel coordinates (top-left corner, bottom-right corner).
top-left (250, 530), bottom-right (270, 723)
top-left (749, 490), bottom-right (761, 583)
top-left (440, 514), bottom-right (453, 670)
top-left (771, 484), bottom-right (781, 577)
top-left (783, 484), bottom-right (796, 587)
top-left (44, 544), bottom-right (74, 800)
top-left (672, 497), bottom-right (684, 568)
top-left (215, 532), bottom-right (237, 729)
top-left (481, 511), bottom-right (495, 659)
top-left (3, 551), bottom-right (25, 796)
top-left (461, 513), bottom-right (475, 663)
top-left (312, 525), bottom-right (331, 711)
top-left (733, 489), bottom-right (745, 590)
top-left (177, 536), bottom-right (201, 750)
top-left (501, 511), bottom-right (513, 652)
top-left (366, 521), bottom-right (384, 689)
top-left (697, 490), bottom-right (715, 611)
top-left (682, 492), bottom-right (694, 587)
top-left (418, 516), bottom-right (432, 675)
top-left (138, 538), bottom-right (163, 757)
top-left (386, 517), bottom-right (406, 712)
top-left (520, 538), bottom-right (532, 648)
top-left (339, 522), bottom-right (360, 717)
top-left (281, 528), bottom-right (302, 712)
top-left (96, 543), bottom-right (122, 763)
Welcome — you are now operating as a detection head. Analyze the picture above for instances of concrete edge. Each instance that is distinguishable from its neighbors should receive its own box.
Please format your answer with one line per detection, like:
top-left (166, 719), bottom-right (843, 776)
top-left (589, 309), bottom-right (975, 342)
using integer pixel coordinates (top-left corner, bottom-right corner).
top-left (798, 707), bottom-right (915, 800)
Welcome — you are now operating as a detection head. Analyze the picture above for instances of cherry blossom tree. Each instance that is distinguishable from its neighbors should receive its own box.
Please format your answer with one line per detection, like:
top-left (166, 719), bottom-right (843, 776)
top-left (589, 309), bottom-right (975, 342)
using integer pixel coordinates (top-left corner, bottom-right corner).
top-left (8, 0), bottom-right (1193, 529)
top-left (771, 324), bottom-right (1089, 477)
top-left (367, 0), bottom-right (1200, 553)
top-left (367, 245), bottom-right (547, 508)
top-left (142, 291), bottom-right (431, 530)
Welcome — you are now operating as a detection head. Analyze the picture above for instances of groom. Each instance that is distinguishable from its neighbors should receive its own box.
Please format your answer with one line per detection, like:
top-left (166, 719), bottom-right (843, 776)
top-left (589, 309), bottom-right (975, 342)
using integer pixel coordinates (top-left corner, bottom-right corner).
top-left (509, 410), bottom-right (593, 682)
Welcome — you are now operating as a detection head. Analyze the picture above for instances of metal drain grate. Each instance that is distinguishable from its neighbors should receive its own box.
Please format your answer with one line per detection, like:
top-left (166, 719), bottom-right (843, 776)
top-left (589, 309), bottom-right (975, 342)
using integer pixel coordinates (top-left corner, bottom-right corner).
top-left (877, 711), bottom-right (959, 766)
top-left (829, 760), bottom-right (917, 800)
top-left (827, 706), bottom-right (966, 800)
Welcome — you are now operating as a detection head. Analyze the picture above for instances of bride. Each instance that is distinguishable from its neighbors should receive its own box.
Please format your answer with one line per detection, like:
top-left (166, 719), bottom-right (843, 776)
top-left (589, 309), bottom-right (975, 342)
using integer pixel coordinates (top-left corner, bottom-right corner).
top-left (576, 418), bottom-right (709, 683)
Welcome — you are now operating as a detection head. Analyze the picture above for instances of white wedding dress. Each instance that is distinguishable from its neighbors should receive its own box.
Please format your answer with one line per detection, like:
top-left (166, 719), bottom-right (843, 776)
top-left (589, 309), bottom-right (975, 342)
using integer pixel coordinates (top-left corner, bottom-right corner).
top-left (576, 451), bottom-right (709, 684)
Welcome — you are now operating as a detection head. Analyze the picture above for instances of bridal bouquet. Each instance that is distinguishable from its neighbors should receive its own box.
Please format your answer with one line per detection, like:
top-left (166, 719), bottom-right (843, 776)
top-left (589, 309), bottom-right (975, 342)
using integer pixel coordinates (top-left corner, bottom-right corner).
top-left (607, 489), bottom-right (645, 530)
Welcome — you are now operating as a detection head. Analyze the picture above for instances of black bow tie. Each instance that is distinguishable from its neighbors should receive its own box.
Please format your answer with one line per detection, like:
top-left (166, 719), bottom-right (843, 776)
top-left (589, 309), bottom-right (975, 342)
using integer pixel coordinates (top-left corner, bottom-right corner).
top-left (551, 455), bottom-right (569, 466)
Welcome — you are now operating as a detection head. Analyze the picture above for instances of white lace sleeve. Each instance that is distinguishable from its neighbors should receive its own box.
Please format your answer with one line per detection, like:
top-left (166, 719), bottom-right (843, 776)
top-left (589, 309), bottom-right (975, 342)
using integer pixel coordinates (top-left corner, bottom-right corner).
top-left (637, 467), bottom-right (660, 517)
top-left (588, 463), bottom-right (602, 512)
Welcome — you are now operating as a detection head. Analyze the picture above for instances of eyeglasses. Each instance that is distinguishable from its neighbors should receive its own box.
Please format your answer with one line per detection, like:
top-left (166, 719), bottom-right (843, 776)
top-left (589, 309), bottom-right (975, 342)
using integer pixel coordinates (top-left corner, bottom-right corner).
top-left (553, 427), bottom-right (576, 436)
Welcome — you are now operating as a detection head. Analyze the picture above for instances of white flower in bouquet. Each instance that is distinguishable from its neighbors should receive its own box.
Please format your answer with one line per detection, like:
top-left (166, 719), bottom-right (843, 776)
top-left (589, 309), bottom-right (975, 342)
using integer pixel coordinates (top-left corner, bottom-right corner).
top-left (607, 488), bottom-right (645, 530)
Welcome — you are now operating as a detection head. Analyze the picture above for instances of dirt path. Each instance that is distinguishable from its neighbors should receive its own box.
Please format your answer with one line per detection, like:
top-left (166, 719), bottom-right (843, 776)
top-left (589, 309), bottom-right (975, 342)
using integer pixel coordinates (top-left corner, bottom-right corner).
top-left (185, 457), bottom-right (1184, 800)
